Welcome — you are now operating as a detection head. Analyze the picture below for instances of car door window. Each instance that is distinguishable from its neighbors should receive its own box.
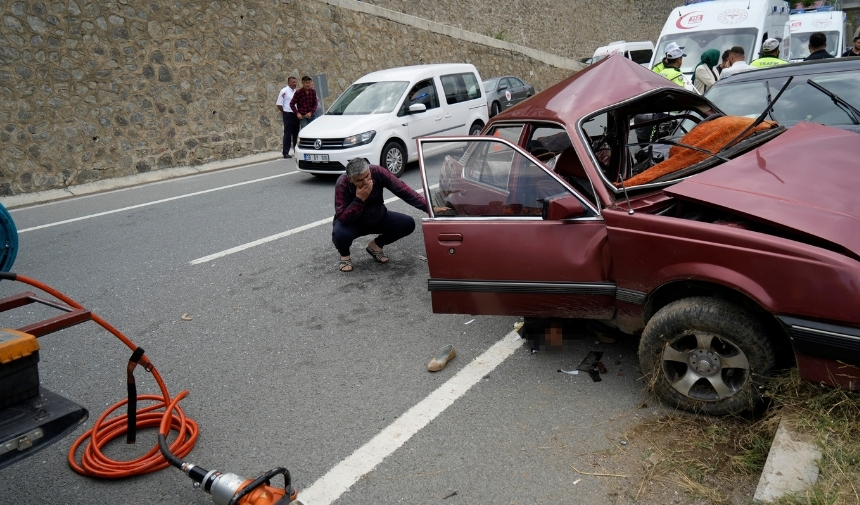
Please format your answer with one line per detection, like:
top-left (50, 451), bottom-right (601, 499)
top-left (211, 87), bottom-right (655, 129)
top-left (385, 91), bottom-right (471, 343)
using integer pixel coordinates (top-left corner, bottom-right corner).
top-left (420, 139), bottom-right (578, 217)
top-left (487, 124), bottom-right (524, 145)
top-left (509, 77), bottom-right (524, 88)
top-left (398, 79), bottom-right (440, 116)
top-left (441, 72), bottom-right (482, 104)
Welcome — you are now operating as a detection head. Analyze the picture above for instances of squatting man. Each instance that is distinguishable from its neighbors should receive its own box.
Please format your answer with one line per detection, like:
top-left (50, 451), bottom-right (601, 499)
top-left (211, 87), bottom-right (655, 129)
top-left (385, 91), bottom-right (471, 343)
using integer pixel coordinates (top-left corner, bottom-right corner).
top-left (332, 158), bottom-right (449, 272)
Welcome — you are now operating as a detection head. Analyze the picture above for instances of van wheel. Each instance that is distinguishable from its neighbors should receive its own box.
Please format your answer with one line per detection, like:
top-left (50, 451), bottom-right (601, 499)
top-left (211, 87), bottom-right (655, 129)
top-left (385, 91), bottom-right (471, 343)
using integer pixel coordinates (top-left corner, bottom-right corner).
top-left (638, 297), bottom-right (775, 416)
top-left (490, 102), bottom-right (501, 117)
top-left (381, 141), bottom-right (405, 177)
top-left (469, 122), bottom-right (483, 136)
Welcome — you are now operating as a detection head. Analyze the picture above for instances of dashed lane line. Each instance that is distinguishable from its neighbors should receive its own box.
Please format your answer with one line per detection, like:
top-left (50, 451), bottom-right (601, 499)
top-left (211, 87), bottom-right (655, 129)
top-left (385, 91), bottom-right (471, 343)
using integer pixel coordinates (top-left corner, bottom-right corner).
top-left (16, 171), bottom-right (298, 233)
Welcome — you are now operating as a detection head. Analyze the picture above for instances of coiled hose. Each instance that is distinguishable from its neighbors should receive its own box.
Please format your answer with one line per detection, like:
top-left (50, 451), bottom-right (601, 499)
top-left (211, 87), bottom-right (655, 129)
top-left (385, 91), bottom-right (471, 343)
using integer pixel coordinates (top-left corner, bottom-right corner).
top-left (5, 273), bottom-right (199, 478)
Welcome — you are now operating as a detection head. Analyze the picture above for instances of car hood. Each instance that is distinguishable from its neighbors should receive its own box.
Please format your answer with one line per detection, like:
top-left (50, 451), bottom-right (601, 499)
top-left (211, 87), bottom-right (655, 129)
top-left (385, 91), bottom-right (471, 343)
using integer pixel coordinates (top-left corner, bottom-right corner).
top-left (665, 121), bottom-right (860, 256)
top-left (298, 113), bottom-right (392, 138)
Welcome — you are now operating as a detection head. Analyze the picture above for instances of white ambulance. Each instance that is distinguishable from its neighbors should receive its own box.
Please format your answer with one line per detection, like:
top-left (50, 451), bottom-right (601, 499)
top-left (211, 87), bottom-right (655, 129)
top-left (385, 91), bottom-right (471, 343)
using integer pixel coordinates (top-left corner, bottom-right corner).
top-left (788, 4), bottom-right (847, 61)
top-left (591, 41), bottom-right (655, 67)
top-left (651, 0), bottom-right (791, 76)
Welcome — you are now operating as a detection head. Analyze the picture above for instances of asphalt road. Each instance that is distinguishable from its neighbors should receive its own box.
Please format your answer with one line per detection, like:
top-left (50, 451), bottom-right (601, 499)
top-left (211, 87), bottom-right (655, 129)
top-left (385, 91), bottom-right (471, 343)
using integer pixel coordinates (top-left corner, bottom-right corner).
top-left (1, 157), bottom-right (652, 504)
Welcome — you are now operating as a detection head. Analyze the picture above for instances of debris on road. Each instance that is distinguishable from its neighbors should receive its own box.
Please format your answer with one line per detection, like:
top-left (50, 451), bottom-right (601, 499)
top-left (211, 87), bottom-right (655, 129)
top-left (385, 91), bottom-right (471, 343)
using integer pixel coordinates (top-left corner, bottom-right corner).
top-left (181, 313), bottom-right (193, 321)
top-left (427, 344), bottom-right (456, 372)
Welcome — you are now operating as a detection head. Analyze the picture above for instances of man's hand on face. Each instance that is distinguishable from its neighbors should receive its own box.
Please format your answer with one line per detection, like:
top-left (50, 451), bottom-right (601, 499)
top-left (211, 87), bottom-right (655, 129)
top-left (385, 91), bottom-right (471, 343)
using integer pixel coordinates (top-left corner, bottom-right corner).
top-left (356, 179), bottom-right (373, 201)
top-left (353, 171), bottom-right (373, 201)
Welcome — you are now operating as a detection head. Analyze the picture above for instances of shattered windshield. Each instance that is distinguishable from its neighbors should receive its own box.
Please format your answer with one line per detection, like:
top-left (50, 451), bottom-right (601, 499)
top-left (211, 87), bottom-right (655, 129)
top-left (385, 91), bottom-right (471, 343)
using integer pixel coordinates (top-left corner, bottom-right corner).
top-left (581, 89), bottom-right (784, 190)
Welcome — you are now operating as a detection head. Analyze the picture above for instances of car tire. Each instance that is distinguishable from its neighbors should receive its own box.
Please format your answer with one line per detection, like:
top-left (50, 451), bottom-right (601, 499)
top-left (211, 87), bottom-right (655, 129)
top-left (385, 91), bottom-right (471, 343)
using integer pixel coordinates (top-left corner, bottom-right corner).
top-left (638, 296), bottom-right (775, 416)
top-left (381, 141), bottom-right (405, 177)
top-left (469, 122), bottom-right (483, 136)
top-left (490, 101), bottom-right (501, 117)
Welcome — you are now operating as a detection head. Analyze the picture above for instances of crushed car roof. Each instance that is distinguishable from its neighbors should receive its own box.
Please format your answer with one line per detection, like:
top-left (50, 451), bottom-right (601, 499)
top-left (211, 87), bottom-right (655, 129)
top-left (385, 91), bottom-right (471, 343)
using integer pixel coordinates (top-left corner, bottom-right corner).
top-left (498, 55), bottom-right (695, 125)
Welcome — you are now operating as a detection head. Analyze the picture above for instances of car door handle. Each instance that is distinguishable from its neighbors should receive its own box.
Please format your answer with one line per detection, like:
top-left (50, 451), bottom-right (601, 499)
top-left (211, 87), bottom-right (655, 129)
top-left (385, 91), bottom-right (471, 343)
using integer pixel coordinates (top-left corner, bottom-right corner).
top-left (438, 233), bottom-right (463, 243)
top-left (435, 116), bottom-right (443, 121)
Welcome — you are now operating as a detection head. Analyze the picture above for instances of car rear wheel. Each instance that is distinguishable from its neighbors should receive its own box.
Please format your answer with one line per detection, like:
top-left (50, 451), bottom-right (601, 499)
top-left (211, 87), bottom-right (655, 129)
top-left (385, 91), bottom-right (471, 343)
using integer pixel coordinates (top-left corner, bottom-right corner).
top-left (469, 122), bottom-right (483, 136)
top-left (381, 141), bottom-right (405, 177)
top-left (638, 297), bottom-right (775, 415)
top-left (490, 101), bottom-right (501, 117)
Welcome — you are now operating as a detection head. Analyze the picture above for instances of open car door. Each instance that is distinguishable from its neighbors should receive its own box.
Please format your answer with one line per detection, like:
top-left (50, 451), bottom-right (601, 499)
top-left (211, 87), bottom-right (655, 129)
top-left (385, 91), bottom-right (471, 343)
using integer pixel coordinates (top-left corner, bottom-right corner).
top-left (417, 136), bottom-right (615, 319)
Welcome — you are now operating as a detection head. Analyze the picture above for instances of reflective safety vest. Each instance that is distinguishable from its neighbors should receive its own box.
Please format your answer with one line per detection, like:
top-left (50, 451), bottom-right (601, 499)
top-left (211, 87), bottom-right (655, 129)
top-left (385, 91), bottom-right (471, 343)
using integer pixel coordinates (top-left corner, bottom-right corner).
top-left (651, 62), bottom-right (666, 74)
top-left (658, 67), bottom-right (685, 87)
top-left (750, 56), bottom-right (787, 68)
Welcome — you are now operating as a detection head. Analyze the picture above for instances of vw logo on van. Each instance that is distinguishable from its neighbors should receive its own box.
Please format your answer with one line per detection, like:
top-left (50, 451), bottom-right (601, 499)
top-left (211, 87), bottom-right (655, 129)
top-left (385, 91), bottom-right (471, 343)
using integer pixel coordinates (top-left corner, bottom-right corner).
top-left (314, 139), bottom-right (322, 150)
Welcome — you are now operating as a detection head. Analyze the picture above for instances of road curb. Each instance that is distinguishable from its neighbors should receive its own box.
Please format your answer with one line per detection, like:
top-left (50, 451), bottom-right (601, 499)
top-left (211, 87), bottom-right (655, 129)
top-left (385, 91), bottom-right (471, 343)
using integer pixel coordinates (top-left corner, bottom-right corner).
top-left (754, 418), bottom-right (821, 502)
top-left (0, 152), bottom-right (286, 210)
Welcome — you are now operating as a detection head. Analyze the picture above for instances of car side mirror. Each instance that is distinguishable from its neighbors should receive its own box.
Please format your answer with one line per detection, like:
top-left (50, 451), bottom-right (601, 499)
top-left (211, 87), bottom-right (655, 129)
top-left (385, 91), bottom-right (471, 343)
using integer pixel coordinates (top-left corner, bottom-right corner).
top-left (542, 194), bottom-right (586, 220)
top-left (408, 103), bottom-right (427, 114)
top-left (498, 84), bottom-right (508, 91)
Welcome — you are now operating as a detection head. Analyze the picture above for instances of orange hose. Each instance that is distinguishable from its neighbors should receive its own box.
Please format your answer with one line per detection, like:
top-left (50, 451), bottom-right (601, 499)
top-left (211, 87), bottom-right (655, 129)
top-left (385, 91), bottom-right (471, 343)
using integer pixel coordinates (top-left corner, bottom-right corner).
top-left (13, 274), bottom-right (199, 478)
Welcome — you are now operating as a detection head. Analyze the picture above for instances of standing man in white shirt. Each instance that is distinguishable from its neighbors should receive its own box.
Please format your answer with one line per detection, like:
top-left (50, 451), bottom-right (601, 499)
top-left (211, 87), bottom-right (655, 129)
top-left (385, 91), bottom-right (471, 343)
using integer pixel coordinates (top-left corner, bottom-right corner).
top-left (276, 76), bottom-right (298, 158)
top-left (719, 46), bottom-right (755, 80)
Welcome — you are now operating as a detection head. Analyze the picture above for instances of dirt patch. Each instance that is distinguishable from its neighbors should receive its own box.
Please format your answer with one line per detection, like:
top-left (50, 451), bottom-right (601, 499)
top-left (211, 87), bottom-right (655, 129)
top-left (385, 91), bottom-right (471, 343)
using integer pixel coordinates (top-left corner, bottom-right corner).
top-left (559, 411), bottom-right (765, 505)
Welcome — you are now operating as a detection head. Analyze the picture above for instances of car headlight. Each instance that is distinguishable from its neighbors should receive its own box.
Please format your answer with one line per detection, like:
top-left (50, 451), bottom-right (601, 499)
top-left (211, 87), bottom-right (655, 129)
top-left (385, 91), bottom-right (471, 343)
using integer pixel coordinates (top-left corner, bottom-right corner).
top-left (342, 130), bottom-right (376, 147)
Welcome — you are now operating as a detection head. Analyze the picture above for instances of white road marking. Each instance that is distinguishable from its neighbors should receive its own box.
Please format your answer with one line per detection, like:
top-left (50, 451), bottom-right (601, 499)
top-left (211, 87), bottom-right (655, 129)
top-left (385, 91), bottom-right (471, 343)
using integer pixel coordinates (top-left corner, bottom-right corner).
top-left (17, 171), bottom-right (298, 233)
top-left (297, 331), bottom-right (523, 505)
top-left (189, 194), bottom-right (404, 265)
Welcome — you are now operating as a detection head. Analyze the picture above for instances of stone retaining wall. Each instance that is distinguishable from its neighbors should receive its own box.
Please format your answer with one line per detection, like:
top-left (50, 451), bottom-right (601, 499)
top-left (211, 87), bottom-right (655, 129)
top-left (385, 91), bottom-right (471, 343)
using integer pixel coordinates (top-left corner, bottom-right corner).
top-left (0, 0), bottom-right (581, 196)
top-left (361, 0), bottom-right (682, 60)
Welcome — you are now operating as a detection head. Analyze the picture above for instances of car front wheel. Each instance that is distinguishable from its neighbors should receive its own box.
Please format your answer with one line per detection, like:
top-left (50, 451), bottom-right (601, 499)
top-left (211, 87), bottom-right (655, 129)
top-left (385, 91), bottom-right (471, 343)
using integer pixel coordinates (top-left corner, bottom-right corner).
top-left (490, 101), bottom-right (501, 117)
top-left (380, 141), bottom-right (405, 177)
top-left (638, 296), bottom-right (775, 415)
top-left (469, 122), bottom-right (483, 136)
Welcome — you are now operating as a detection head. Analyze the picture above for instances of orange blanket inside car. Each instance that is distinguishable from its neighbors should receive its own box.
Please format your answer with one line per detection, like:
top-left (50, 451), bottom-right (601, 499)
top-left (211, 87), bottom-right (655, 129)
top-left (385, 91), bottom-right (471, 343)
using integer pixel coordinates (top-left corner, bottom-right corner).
top-left (623, 116), bottom-right (775, 187)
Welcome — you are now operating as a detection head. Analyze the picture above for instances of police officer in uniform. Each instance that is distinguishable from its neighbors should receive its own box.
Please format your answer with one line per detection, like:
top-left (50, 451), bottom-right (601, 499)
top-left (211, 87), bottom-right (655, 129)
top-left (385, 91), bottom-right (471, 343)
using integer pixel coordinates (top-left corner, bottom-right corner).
top-left (658, 43), bottom-right (686, 87)
top-left (750, 38), bottom-right (787, 68)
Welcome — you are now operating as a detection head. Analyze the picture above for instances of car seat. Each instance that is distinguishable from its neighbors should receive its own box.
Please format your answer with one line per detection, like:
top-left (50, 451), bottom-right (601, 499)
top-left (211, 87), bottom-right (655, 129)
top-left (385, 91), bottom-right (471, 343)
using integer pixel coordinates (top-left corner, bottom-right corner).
top-left (552, 148), bottom-right (596, 205)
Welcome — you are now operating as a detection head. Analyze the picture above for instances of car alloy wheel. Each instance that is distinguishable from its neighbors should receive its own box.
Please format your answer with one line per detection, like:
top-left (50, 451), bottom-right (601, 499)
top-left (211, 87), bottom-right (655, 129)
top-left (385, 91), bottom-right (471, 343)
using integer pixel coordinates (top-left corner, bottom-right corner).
top-left (381, 141), bottom-right (405, 177)
top-left (639, 296), bottom-right (775, 415)
top-left (491, 102), bottom-right (501, 117)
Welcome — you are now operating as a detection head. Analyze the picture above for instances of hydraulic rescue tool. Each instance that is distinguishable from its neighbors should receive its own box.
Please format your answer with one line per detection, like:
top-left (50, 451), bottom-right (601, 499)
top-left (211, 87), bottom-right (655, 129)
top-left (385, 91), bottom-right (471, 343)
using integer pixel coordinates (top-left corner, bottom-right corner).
top-left (0, 202), bottom-right (298, 504)
top-left (0, 273), bottom-right (298, 504)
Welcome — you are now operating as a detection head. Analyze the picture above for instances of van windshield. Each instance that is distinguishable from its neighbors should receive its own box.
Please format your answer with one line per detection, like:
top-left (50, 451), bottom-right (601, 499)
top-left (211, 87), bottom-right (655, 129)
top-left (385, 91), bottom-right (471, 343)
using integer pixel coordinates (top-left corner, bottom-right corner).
top-left (789, 30), bottom-right (840, 60)
top-left (328, 81), bottom-right (409, 115)
top-left (655, 28), bottom-right (758, 73)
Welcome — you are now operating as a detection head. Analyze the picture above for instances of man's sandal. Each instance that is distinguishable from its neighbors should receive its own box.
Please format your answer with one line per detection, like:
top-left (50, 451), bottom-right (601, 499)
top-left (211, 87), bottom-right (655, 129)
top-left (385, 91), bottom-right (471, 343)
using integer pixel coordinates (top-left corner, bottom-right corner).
top-left (338, 259), bottom-right (353, 272)
top-left (365, 247), bottom-right (389, 264)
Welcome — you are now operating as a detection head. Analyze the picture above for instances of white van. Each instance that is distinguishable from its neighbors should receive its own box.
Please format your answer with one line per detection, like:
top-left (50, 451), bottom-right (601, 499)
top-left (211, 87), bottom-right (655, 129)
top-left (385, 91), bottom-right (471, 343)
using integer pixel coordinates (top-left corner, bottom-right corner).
top-left (788, 5), bottom-right (847, 61)
top-left (591, 41), bottom-right (655, 67)
top-left (295, 64), bottom-right (489, 177)
top-left (651, 0), bottom-right (791, 76)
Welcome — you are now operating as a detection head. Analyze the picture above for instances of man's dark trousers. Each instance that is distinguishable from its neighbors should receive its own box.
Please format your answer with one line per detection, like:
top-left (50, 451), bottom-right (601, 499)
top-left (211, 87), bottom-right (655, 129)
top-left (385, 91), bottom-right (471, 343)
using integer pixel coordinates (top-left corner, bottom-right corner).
top-left (332, 211), bottom-right (415, 256)
top-left (282, 111), bottom-right (298, 157)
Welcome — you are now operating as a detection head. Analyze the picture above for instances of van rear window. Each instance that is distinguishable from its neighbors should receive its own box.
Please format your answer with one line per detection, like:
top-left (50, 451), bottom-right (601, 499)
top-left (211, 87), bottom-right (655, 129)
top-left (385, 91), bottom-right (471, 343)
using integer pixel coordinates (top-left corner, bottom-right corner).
top-left (629, 49), bottom-right (653, 65)
top-left (441, 72), bottom-right (482, 105)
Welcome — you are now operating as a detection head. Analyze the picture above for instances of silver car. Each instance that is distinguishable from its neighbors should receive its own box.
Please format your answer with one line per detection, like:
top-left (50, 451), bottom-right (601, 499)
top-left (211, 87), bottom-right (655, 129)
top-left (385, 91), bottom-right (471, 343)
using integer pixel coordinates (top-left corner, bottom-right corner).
top-left (483, 76), bottom-right (535, 117)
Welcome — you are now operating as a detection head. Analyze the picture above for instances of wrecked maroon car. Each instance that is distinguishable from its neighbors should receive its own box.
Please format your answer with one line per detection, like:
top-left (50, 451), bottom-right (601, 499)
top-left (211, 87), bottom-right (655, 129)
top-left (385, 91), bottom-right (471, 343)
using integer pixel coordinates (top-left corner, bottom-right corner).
top-left (415, 55), bottom-right (860, 415)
